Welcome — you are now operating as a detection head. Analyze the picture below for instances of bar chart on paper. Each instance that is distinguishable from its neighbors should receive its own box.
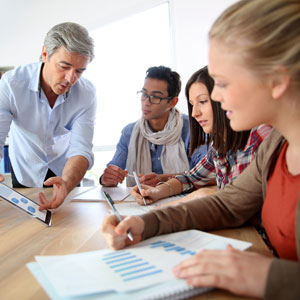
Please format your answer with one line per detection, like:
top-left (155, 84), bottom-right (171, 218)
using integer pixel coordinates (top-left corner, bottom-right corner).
top-left (102, 241), bottom-right (196, 284)
top-left (102, 250), bottom-right (163, 282)
top-left (30, 230), bottom-right (252, 298)
top-left (149, 241), bottom-right (196, 255)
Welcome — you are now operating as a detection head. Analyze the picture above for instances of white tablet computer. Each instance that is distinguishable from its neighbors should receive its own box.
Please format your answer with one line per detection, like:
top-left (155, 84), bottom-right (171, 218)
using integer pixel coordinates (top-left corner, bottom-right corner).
top-left (0, 182), bottom-right (52, 226)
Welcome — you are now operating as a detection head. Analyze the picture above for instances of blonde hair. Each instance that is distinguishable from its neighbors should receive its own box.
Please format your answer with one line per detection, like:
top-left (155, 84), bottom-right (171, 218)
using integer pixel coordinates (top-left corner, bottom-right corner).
top-left (209, 0), bottom-right (300, 81)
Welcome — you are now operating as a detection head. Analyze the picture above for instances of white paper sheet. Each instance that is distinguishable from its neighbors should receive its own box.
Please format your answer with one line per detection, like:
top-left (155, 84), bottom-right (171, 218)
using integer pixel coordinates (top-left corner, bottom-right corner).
top-left (71, 186), bottom-right (132, 202)
top-left (114, 194), bottom-right (185, 215)
top-left (27, 262), bottom-right (213, 300)
top-left (29, 230), bottom-right (252, 298)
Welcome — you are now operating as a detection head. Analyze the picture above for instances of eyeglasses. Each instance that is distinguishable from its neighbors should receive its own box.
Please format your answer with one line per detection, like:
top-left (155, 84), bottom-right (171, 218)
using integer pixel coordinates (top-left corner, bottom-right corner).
top-left (137, 91), bottom-right (173, 105)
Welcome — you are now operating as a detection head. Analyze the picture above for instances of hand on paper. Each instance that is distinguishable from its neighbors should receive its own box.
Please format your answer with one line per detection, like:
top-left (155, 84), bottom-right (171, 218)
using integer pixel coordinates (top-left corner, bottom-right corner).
top-left (173, 245), bottom-right (272, 298)
top-left (101, 165), bottom-right (128, 186)
top-left (101, 215), bottom-right (145, 250)
top-left (130, 184), bottom-right (162, 205)
top-left (139, 172), bottom-right (162, 187)
top-left (0, 173), bottom-right (4, 182)
top-left (39, 176), bottom-right (68, 210)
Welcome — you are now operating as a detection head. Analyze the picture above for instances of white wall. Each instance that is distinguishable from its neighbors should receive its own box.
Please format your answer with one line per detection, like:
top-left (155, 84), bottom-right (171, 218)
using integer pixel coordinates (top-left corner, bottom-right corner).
top-left (0, 0), bottom-right (237, 111)
top-left (169, 0), bottom-right (237, 112)
top-left (0, 0), bottom-right (166, 66)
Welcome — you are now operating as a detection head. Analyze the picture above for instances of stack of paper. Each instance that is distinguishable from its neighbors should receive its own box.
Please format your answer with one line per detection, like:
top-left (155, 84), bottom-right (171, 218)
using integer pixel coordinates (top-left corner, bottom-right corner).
top-left (27, 230), bottom-right (251, 300)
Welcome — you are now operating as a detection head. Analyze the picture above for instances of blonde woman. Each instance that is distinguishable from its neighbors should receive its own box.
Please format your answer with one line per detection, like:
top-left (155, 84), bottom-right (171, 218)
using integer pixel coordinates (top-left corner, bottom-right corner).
top-left (101, 0), bottom-right (300, 298)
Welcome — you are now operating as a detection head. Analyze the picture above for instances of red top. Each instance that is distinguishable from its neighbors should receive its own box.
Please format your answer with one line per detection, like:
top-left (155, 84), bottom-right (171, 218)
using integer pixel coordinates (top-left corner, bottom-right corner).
top-left (262, 142), bottom-right (300, 260)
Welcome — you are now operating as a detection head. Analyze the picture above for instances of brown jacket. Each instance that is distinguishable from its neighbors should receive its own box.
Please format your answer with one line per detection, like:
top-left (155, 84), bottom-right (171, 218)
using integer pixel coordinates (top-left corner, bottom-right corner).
top-left (141, 129), bottom-right (300, 300)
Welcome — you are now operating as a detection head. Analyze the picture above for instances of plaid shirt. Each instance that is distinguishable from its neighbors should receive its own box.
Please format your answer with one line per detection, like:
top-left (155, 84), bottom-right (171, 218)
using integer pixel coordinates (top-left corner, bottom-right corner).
top-left (176, 124), bottom-right (272, 191)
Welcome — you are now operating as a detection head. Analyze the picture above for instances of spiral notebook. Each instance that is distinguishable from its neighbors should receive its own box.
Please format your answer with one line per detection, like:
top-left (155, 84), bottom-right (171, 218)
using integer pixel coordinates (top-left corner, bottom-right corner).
top-left (27, 263), bottom-right (212, 300)
top-left (27, 230), bottom-right (251, 300)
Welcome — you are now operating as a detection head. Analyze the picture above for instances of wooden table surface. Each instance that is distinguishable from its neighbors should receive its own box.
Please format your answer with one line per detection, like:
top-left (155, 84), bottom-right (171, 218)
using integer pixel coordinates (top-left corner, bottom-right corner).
top-left (0, 187), bottom-right (273, 300)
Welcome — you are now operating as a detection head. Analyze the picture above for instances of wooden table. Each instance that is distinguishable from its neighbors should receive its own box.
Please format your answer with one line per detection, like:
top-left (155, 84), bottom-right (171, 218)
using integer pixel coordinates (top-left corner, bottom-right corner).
top-left (0, 187), bottom-right (273, 300)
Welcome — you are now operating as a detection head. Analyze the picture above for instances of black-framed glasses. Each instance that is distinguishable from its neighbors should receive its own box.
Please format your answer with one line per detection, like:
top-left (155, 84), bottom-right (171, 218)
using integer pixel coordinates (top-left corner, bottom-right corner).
top-left (137, 91), bottom-right (173, 105)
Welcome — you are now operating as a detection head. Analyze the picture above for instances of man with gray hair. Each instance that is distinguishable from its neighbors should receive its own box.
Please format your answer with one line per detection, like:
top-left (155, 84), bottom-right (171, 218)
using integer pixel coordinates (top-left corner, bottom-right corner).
top-left (0, 22), bottom-right (97, 209)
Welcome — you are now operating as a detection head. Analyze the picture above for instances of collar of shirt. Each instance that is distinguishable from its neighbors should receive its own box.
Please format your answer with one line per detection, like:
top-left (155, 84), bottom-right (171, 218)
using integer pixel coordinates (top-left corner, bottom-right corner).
top-left (28, 62), bottom-right (69, 101)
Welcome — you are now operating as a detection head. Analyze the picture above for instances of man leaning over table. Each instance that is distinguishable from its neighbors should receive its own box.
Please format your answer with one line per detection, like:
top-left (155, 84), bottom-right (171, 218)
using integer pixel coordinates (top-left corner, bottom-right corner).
top-left (0, 22), bottom-right (97, 210)
top-left (99, 66), bottom-right (207, 187)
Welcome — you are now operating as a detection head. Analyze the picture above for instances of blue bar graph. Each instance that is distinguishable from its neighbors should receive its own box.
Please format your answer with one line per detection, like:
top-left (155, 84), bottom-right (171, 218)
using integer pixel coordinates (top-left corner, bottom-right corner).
top-left (105, 255), bottom-right (137, 264)
top-left (115, 262), bottom-right (149, 272)
top-left (120, 266), bottom-right (155, 277)
top-left (102, 251), bottom-right (162, 282)
top-left (149, 241), bottom-right (196, 256)
top-left (123, 270), bottom-right (162, 282)
top-left (102, 242), bottom-right (196, 283)
top-left (109, 259), bottom-right (143, 269)
top-left (102, 251), bottom-right (129, 260)
top-left (180, 250), bottom-right (196, 255)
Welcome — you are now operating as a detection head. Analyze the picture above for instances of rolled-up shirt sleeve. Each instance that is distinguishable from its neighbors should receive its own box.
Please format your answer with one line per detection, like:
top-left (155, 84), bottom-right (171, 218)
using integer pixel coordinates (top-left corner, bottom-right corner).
top-left (66, 88), bottom-right (97, 170)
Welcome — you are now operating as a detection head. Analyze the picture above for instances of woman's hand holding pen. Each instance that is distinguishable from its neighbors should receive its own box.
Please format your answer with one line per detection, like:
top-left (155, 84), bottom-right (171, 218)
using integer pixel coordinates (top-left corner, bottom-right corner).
top-left (173, 245), bottom-right (272, 298)
top-left (130, 184), bottom-right (164, 205)
top-left (101, 215), bottom-right (145, 250)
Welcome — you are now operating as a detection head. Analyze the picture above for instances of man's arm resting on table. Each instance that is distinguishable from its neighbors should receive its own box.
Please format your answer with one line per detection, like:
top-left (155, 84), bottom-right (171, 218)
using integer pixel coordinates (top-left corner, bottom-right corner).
top-left (62, 155), bottom-right (89, 193)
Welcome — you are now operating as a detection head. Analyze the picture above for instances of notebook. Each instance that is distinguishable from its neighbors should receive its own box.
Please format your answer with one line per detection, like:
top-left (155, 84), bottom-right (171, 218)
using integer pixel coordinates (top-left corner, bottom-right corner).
top-left (27, 230), bottom-right (252, 300)
top-left (27, 264), bottom-right (212, 300)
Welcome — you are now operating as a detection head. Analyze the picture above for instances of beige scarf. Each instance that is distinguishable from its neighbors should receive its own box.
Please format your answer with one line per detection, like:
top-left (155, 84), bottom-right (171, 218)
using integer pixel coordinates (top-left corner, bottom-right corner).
top-left (126, 108), bottom-right (190, 186)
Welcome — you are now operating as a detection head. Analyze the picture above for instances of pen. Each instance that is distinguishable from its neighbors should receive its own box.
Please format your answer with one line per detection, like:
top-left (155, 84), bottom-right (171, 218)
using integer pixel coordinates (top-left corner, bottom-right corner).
top-left (133, 171), bottom-right (147, 206)
top-left (103, 191), bottom-right (134, 242)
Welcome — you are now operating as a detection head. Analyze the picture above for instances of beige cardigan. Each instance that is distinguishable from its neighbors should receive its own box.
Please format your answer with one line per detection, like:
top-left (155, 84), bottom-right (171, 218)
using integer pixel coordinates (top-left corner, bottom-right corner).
top-left (141, 129), bottom-right (300, 300)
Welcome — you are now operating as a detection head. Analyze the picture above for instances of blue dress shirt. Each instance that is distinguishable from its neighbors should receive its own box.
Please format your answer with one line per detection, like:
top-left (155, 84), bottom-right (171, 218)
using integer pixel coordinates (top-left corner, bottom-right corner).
top-left (107, 114), bottom-right (207, 173)
top-left (0, 62), bottom-right (97, 187)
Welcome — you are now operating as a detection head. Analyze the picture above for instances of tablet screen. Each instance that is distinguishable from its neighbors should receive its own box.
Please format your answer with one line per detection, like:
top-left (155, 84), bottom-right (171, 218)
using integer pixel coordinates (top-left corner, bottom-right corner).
top-left (0, 183), bottom-right (51, 226)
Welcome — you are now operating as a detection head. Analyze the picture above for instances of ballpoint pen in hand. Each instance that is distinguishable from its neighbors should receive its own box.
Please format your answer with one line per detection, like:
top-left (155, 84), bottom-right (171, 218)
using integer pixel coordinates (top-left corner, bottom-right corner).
top-left (133, 171), bottom-right (147, 206)
top-left (103, 191), bottom-right (134, 241)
